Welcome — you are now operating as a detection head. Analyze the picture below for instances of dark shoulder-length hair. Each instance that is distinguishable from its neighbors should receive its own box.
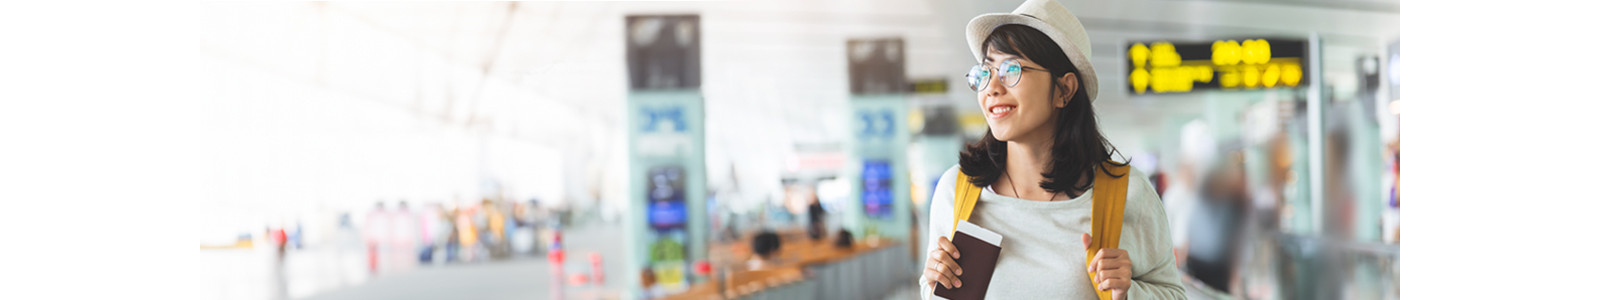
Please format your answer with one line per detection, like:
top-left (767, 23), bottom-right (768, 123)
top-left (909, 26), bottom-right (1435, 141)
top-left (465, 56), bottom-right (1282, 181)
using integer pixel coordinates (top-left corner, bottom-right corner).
top-left (958, 24), bottom-right (1126, 194)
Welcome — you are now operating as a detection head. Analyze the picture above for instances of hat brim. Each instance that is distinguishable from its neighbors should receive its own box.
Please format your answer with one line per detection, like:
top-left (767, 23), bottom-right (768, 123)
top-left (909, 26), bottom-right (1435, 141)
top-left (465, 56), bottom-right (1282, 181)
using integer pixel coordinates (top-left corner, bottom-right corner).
top-left (966, 13), bottom-right (1098, 102)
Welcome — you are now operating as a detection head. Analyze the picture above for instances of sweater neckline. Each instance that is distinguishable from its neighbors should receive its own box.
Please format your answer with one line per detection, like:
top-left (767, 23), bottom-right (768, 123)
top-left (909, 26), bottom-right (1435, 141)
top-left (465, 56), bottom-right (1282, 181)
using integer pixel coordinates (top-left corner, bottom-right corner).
top-left (980, 185), bottom-right (1094, 208)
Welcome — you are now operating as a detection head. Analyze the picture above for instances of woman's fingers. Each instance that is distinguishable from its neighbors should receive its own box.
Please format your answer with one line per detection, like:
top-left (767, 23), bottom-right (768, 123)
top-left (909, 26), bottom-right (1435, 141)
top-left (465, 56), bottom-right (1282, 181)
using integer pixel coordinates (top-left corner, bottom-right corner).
top-left (923, 264), bottom-right (958, 289)
top-left (937, 236), bottom-right (960, 259)
top-left (1084, 248), bottom-right (1134, 292)
top-left (1096, 276), bottom-right (1132, 291)
top-left (1095, 257), bottom-right (1128, 271)
top-left (921, 250), bottom-right (948, 288)
top-left (1087, 248), bottom-right (1133, 285)
top-left (941, 252), bottom-right (964, 276)
top-left (1086, 251), bottom-right (1098, 273)
top-left (1088, 249), bottom-right (1131, 272)
top-left (1095, 266), bottom-right (1132, 293)
top-left (921, 243), bottom-right (963, 289)
top-left (937, 249), bottom-right (964, 282)
top-left (1095, 267), bottom-right (1131, 281)
top-left (1090, 248), bottom-right (1124, 263)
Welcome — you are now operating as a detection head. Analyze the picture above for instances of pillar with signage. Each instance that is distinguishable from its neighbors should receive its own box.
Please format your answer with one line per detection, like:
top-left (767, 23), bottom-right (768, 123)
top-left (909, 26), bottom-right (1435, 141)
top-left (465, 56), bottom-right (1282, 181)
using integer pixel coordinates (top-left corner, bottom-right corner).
top-left (845, 38), bottom-right (912, 243)
top-left (625, 15), bottom-right (705, 298)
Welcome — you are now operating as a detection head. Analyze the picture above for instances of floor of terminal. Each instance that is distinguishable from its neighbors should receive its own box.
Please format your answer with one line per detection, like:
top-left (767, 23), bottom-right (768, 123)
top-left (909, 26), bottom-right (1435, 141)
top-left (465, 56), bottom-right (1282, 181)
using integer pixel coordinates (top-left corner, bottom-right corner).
top-left (205, 220), bottom-right (923, 300)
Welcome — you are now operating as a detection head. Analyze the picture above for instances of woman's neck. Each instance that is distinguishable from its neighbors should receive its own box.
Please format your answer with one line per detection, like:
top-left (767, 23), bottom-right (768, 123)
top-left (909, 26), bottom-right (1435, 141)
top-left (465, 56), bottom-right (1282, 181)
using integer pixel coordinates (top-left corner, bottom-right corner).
top-left (1003, 133), bottom-right (1056, 200)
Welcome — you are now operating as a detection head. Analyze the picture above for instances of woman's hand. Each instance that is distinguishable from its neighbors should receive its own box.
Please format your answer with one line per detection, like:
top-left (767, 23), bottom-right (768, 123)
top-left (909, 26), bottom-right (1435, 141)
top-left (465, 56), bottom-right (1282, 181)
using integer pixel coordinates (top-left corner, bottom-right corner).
top-left (1082, 233), bottom-right (1131, 300)
top-left (922, 236), bottom-right (964, 289)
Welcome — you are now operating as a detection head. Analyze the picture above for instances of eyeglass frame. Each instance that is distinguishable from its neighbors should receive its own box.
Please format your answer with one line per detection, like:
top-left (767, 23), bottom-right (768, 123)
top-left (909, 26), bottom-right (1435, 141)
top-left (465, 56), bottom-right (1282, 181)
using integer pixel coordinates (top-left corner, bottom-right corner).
top-left (966, 58), bottom-right (1051, 92)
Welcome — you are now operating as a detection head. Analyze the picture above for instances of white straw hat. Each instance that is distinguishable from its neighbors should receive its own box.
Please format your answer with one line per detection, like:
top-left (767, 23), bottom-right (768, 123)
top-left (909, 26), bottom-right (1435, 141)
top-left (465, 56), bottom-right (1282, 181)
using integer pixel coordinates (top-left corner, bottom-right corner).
top-left (966, 0), bottom-right (1098, 101)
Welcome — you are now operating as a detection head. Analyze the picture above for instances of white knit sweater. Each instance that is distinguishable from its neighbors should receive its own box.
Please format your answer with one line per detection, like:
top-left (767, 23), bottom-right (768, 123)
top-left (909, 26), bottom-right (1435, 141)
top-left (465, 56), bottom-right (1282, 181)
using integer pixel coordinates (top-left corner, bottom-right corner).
top-left (920, 165), bottom-right (1187, 300)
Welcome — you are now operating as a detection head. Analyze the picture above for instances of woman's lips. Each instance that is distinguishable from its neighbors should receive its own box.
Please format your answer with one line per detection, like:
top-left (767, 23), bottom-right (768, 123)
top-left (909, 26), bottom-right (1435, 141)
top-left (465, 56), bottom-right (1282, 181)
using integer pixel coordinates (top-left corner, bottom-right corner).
top-left (987, 104), bottom-right (1016, 119)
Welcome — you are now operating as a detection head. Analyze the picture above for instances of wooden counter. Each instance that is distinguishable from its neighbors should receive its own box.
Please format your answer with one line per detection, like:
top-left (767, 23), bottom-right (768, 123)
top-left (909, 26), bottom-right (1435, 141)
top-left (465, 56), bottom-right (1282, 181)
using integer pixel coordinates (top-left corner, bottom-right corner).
top-left (659, 231), bottom-right (902, 300)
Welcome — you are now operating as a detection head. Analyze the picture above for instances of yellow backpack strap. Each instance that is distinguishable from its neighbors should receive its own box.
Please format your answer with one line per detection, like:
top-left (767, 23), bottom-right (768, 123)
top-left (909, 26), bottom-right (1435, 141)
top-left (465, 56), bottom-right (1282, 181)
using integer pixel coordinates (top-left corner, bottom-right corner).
top-left (951, 169), bottom-right (983, 234)
top-left (1086, 161), bottom-right (1131, 300)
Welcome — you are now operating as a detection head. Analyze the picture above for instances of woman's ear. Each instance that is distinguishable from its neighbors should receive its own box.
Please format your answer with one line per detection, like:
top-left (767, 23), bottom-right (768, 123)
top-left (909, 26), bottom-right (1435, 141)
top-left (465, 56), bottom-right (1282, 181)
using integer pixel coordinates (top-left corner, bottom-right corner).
top-left (1056, 73), bottom-right (1079, 108)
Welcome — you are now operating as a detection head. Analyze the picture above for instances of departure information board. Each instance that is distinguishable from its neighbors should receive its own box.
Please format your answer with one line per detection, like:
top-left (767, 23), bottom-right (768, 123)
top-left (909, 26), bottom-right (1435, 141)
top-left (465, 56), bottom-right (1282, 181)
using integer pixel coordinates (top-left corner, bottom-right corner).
top-left (1126, 39), bottom-right (1308, 94)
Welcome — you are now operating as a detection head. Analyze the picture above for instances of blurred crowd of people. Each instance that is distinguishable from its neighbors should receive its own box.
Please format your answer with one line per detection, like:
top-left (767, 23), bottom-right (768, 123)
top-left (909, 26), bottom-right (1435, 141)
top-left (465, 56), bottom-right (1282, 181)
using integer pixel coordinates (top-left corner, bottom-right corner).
top-left (1148, 100), bottom-right (1400, 300)
top-left (350, 195), bottom-right (568, 275)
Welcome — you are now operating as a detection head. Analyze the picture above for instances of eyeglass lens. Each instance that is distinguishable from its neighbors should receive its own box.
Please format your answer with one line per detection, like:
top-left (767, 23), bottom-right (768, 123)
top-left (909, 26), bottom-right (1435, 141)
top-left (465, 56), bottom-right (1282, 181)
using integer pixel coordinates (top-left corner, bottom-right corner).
top-left (967, 59), bottom-right (1024, 91)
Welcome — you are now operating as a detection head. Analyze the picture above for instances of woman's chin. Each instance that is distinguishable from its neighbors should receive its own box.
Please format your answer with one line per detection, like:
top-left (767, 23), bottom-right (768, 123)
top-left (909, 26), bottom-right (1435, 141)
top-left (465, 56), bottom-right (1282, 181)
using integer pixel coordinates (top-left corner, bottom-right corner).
top-left (990, 130), bottom-right (1012, 141)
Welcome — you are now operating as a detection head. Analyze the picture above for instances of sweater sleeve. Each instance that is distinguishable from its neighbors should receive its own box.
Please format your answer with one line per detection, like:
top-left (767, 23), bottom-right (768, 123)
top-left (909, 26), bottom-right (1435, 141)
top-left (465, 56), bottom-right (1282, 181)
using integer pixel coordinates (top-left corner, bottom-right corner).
top-left (920, 166), bottom-right (961, 300)
top-left (1124, 167), bottom-right (1188, 300)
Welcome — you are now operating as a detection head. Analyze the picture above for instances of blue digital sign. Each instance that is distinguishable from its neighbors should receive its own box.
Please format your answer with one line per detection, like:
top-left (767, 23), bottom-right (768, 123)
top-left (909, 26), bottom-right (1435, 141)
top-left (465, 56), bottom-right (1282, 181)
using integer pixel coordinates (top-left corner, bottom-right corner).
top-left (862, 160), bottom-right (894, 219)
top-left (647, 165), bottom-right (688, 230)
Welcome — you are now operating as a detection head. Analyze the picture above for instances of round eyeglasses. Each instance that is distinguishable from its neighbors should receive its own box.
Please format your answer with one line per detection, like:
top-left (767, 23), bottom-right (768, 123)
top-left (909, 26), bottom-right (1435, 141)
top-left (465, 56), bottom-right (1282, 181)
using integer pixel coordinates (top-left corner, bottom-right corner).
top-left (966, 59), bottom-right (1049, 92)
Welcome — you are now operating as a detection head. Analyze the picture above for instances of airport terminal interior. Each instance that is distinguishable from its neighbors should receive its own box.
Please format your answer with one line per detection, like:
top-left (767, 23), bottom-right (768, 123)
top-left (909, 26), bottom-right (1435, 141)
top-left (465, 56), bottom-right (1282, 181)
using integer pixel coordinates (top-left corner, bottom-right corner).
top-left (197, 0), bottom-right (1400, 299)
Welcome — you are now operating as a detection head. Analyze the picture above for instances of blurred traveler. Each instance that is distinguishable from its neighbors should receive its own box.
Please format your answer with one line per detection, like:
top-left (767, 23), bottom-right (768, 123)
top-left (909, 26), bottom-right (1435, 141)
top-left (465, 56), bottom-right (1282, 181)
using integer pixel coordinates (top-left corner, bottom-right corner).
top-left (1233, 132), bottom-right (1296, 300)
top-left (1168, 119), bottom-right (1215, 269)
top-left (269, 225), bottom-right (290, 300)
top-left (922, 1), bottom-right (1185, 299)
top-left (291, 219), bottom-right (303, 250)
top-left (1150, 169), bottom-right (1167, 199)
top-left (362, 201), bottom-right (390, 274)
top-left (455, 203), bottom-right (479, 262)
top-left (417, 202), bottom-right (447, 265)
top-left (834, 229), bottom-right (854, 249)
top-left (806, 192), bottom-right (827, 241)
top-left (1185, 147), bottom-right (1249, 294)
top-left (483, 198), bottom-right (508, 259)
top-left (271, 226), bottom-right (288, 257)
top-left (747, 231), bottom-right (782, 270)
top-left (529, 199), bottom-right (547, 255)
top-left (392, 201), bottom-right (419, 272)
top-left (442, 205), bottom-right (460, 263)
top-left (1323, 123), bottom-right (1357, 241)
top-left (1388, 150), bottom-right (1400, 243)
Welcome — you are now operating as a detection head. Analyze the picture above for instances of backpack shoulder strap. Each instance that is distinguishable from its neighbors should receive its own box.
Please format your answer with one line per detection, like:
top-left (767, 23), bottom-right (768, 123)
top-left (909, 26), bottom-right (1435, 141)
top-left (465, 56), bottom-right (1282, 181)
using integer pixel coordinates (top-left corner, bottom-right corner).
top-left (1087, 161), bottom-right (1131, 300)
top-left (951, 169), bottom-right (983, 235)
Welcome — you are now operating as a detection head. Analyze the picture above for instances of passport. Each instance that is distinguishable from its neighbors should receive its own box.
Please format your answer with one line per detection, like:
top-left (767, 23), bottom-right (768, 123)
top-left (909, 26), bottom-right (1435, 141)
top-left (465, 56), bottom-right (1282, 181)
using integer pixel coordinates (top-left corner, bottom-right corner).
top-left (932, 219), bottom-right (1003, 300)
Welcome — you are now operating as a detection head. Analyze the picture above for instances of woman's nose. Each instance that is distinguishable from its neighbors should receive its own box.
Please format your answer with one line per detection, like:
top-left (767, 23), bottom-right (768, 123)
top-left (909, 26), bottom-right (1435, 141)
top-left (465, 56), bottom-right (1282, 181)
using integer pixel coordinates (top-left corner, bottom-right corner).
top-left (986, 78), bottom-right (1006, 97)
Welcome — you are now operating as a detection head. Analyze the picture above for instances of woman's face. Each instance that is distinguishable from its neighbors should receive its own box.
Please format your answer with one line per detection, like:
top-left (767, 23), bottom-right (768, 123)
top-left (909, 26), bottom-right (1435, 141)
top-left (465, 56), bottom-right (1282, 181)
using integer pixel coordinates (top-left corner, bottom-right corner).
top-left (978, 48), bottom-right (1073, 143)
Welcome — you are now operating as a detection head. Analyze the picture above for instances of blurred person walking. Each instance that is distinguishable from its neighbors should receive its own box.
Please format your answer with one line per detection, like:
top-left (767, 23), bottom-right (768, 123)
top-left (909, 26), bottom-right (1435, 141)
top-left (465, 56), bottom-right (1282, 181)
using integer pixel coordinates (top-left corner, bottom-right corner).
top-left (1233, 132), bottom-right (1297, 300)
top-left (362, 201), bottom-right (390, 274)
top-left (747, 231), bottom-right (783, 270)
top-left (1185, 146), bottom-right (1250, 295)
top-left (391, 201), bottom-right (419, 272)
top-left (418, 202), bottom-right (449, 265)
top-left (482, 198), bottom-right (508, 260)
top-left (443, 205), bottom-right (462, 263)
top-left (1167, 119), bottom-right (1215, 269)
top-left (457, 201), bottom-right (480, 261)
top-left (269, 224), bottom-right (290, 300)
top-left (920, 1), bottom-right (1185, 299)
top-left (455, 202), bottom-right (480, 262)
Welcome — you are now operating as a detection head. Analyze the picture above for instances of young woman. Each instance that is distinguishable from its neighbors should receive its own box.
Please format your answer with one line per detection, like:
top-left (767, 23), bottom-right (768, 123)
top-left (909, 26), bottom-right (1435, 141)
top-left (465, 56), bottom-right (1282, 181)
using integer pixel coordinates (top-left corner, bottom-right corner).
top-left (919, 0), bottom-right (1186, 299)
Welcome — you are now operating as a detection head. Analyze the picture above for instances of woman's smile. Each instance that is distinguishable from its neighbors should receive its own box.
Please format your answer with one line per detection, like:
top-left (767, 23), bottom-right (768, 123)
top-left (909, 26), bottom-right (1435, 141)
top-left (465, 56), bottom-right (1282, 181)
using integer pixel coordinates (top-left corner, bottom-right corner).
top-left (986, 103), bottom-right (1017, 120)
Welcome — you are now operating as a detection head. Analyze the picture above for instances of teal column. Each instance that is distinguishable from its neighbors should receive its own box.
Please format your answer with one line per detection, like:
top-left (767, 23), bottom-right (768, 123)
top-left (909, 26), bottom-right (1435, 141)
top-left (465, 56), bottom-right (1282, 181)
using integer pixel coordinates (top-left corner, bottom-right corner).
top-left (623, 14), bottom-right (704, 299)
top-left (626, 91), bottom-right (707, 297)
top-left (848, 95), bottom-right (911, 242)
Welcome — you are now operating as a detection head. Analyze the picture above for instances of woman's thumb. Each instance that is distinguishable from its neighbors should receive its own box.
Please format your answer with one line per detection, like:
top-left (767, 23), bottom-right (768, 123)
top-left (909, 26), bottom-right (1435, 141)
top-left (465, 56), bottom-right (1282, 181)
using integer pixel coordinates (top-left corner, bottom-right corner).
top-left (1081, 233), bottom-right (1092, 249)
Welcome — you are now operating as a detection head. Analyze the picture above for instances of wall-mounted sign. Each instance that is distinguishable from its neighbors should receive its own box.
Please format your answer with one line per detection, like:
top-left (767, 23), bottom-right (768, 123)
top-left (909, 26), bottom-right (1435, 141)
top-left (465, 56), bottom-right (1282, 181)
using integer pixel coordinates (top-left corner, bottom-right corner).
top-left (910, 78), bottom-right (948, 95)
top-left (1126, 39), bottom-right (1308, 94)
top-left (626, 15), bottom-right (700, 90)
top-left (848, 38), bottom-right (907, 95)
